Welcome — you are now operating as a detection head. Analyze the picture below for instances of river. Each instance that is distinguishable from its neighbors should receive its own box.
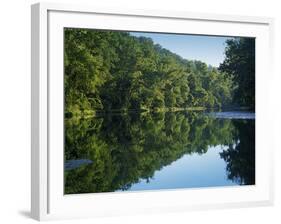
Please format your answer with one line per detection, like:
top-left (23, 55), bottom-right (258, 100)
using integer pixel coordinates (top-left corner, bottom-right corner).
top-left (64, 111), bottom-right (255, 194)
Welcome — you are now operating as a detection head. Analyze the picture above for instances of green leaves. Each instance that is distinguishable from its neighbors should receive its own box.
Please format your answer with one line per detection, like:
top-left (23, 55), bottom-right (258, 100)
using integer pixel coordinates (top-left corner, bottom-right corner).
top-left (64, 28), bottom-right (240, 116)
top-left (219, 38), bottom-right (255, 109)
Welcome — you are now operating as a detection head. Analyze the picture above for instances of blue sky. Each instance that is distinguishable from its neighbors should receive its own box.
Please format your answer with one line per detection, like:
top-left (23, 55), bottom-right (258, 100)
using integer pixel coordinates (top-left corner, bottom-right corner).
top-left (130, 32), bottom-right (231, 67)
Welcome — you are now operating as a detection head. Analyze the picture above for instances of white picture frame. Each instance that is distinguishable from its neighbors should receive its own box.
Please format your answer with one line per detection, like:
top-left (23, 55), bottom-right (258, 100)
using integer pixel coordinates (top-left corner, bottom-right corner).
top-left (31, 2), bottom-right (274, 221)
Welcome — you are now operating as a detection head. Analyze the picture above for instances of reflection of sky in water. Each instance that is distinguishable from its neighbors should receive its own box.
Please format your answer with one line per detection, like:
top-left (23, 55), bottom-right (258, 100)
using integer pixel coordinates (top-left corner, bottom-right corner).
top-left (127, 145), bottom-right (236, 191)
top-left (65, 113), bottom-right (255, 194)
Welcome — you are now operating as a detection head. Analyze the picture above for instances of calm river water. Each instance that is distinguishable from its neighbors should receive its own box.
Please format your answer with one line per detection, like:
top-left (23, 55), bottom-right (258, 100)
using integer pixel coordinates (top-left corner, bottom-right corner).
top-left (64, 111), bottom-right (255, 194)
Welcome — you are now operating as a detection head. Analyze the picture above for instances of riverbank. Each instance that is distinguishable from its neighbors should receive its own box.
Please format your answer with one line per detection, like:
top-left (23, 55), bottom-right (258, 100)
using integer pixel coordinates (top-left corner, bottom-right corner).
top-left (65, 106), bottom-right (207, 119)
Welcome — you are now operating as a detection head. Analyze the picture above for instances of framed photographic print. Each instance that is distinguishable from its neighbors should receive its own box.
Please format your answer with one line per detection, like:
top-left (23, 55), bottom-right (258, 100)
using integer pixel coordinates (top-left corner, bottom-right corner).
top-left (31, 2), bottom-right (274, 221)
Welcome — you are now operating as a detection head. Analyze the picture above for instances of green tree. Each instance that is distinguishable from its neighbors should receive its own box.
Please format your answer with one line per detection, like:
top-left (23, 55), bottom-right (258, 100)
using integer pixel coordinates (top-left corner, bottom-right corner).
top-left (219, 38), bottom-right (255, 109)
top-left (64, 28), bottom-right (246, 117)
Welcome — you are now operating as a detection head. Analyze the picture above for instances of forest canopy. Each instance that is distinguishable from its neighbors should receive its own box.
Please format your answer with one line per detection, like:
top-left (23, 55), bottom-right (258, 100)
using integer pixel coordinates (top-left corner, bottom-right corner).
top-left (64, 28), bottom-right (255, 117)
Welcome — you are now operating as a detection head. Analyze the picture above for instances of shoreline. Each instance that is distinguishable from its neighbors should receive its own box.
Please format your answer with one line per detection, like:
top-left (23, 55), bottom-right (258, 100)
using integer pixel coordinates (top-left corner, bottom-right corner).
top-left (65, 107), bottom-right (206, 119)
top-left (65, 106), bottom-right (255, 119)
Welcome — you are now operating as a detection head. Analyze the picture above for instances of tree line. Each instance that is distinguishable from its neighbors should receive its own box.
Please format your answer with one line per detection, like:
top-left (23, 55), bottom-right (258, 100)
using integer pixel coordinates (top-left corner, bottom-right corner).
top-left (64, 28), bottom-right (255, 117)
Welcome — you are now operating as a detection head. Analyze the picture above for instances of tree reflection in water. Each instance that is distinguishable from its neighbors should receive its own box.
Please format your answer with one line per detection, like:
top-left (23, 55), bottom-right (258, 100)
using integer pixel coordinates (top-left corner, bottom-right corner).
top-left (219, 120), bottom-right (255, 185)
top-left (64, 111), bottom-right (255, 194)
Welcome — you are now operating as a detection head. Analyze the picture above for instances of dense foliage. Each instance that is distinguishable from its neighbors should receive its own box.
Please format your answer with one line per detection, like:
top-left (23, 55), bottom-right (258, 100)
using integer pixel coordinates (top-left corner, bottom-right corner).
top-left (219, 38), bottom-right (255, 109)
top-left (64, 29), bottom-right (256, 194)
top-left (64, 112), bottom-right (255, 194)
top-left (64, 29), bottom-right (236, 116)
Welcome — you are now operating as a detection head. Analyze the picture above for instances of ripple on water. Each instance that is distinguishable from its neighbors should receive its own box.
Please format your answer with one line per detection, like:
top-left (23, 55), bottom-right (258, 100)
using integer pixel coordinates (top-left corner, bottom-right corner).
top-left (207, 111), bottom-right (255, 120)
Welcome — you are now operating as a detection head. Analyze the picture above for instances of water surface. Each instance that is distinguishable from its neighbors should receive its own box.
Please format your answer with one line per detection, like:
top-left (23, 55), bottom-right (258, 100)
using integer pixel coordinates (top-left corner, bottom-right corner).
top-left (64, 111), bottom-right (255, 194)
